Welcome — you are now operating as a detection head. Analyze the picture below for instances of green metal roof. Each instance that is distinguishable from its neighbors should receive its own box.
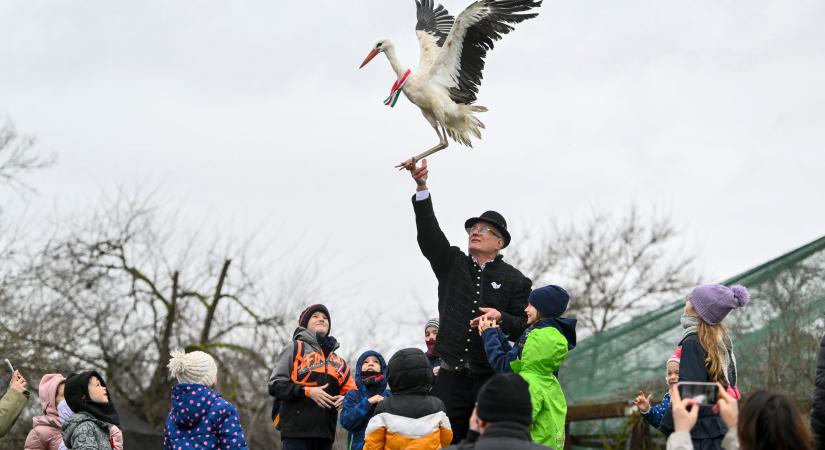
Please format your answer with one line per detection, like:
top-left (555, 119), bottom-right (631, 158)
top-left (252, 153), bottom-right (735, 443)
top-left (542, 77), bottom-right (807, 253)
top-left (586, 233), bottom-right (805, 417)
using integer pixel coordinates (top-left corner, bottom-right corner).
top-left (561, 235), bottom-right (825, 406)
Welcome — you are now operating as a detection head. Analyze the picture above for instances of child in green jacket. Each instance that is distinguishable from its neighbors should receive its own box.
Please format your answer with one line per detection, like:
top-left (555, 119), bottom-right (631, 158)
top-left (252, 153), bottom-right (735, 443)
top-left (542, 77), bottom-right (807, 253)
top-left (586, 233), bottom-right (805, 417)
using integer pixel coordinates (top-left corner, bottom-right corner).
top-left (480, 285), bottom-right (577, 449)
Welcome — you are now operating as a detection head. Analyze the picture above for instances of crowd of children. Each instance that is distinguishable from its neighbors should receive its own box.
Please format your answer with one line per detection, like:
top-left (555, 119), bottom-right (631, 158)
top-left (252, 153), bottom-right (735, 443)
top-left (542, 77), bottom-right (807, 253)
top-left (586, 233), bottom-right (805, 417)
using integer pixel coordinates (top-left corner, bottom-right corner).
top-left (3, 280), bottom-right (825, 449)
top-left (257, 279), bottom-right (578, 450)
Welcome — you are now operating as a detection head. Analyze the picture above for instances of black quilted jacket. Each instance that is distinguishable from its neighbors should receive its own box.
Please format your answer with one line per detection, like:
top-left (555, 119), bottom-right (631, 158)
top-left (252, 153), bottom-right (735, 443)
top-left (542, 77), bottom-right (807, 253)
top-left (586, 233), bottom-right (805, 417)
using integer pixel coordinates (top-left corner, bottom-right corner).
top-left (412, 194), bottom-right (531, 375)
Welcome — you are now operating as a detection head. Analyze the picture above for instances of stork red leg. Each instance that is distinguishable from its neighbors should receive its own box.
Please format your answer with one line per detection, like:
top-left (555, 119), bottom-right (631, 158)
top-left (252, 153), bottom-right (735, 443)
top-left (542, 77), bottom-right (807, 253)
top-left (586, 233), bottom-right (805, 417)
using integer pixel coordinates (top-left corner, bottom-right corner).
top-left (395, 124), bottom-right (449, 170)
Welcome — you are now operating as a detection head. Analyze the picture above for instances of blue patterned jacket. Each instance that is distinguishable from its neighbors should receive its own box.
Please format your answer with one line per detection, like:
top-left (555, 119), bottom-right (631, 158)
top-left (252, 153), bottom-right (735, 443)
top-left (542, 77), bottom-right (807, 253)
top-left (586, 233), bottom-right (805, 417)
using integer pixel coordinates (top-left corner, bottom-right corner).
top-left (641, 392), bottom-right (671, 429)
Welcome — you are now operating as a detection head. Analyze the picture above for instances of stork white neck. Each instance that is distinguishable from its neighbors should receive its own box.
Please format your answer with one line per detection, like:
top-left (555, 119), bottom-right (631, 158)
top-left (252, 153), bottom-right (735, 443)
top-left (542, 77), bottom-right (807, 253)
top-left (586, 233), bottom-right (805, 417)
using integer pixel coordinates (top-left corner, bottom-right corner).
top-left (383, 46), bottom-right (407, 80)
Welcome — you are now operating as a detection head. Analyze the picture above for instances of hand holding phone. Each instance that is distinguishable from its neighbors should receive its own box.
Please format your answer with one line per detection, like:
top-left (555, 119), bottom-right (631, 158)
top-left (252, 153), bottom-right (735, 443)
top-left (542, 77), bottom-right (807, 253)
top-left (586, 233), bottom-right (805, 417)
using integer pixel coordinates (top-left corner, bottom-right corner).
top-left (9, 370), bottom-right (27, 393)
top-left (714, 382), bottom-right (738, 428)
top-left (671, 383), bottom-right (699, 432)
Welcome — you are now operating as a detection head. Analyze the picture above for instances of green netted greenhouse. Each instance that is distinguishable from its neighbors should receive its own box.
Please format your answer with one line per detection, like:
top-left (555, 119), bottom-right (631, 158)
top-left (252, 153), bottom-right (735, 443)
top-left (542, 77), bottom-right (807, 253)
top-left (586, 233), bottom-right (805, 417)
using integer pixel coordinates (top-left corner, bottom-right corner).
top-left (560, 235), bottom-right (825, 449)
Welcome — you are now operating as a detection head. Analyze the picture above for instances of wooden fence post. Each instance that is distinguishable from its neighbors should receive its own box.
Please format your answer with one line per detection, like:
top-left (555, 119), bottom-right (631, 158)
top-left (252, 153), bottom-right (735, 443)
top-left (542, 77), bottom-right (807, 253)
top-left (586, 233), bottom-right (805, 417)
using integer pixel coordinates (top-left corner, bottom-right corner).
top-left (628, 417), bottom-right (650, 450)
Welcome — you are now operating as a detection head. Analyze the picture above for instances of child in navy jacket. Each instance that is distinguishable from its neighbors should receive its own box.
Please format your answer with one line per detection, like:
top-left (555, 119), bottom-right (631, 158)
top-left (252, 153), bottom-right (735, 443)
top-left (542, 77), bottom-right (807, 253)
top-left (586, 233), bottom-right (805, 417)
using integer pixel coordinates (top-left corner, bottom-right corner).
top-left (163, 350), bottom-right (248, 450)
top-left (340, 350), bottom-right (391, 450)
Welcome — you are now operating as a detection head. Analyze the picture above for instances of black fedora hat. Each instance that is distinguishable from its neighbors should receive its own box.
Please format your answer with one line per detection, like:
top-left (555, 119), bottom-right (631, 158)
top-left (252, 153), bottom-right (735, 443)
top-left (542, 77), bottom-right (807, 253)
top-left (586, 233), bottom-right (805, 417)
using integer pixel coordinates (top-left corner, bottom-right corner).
top-left (465, 211), bottom-right (511, 248)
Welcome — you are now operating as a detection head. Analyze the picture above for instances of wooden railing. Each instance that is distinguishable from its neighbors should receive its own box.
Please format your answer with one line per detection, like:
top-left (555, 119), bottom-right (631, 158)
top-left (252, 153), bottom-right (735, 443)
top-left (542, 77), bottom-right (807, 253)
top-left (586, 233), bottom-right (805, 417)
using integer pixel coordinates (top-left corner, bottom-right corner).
top-left (564, 401), bottom-right (661, 450)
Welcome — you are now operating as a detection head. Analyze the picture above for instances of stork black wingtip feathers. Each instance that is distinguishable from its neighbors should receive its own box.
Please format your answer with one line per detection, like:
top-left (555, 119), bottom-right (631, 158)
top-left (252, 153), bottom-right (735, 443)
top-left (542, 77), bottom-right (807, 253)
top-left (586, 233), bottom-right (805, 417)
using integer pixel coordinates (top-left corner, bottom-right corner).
top-left (445, 0), bottom-right (543, 105)
top-left (415, 0), bottom-right (455, 47)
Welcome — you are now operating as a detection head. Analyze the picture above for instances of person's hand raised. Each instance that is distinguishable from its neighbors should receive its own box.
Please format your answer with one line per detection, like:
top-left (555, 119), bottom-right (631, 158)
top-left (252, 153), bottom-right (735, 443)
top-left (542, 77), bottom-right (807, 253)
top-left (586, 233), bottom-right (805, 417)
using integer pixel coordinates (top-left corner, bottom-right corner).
top-left (633, 390), bottom-right (653, 414)
top-left (10, 370), bottom-right (26, 393)
top-left (307, 384), bottom-right (335, 408)
top-left (405, 159), bottom-right (428, 191)
top-left (671, 383), bottom-right (699, 433)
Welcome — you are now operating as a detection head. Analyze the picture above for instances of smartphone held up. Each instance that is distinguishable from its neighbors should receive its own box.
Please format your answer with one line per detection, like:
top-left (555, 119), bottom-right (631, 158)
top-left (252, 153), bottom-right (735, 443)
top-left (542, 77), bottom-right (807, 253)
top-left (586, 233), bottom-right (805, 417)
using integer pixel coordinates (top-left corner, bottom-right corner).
top-left (677, 381), bottom-right (719, 406)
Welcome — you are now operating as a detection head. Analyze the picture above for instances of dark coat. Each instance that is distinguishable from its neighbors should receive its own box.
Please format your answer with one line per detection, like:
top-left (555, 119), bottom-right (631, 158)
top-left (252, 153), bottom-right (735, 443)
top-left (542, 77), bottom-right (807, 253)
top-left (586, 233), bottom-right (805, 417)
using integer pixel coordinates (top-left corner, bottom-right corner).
top-left (660, 333), bottom-right (731, 448)
top-left (413, 194), bottom-right (532, 375)
top-left (268, 328), bottom-right (357, 440)
top-left (364, 349), bottom-right (452, 449)
top-left (444, 421), bottom-right (552, 450)
top-left (376, 348), bottom-right (443, 418)
top-left (62, 411), bottom-right (113, 450)
top-left (812, 333), bottom-right (825, 450)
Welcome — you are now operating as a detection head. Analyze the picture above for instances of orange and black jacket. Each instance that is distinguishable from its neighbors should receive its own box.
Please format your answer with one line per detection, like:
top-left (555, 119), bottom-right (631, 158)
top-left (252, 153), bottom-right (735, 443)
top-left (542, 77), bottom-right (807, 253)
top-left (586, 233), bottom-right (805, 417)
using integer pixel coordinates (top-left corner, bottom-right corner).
top-left (268, 327), bottom-right (356, 440)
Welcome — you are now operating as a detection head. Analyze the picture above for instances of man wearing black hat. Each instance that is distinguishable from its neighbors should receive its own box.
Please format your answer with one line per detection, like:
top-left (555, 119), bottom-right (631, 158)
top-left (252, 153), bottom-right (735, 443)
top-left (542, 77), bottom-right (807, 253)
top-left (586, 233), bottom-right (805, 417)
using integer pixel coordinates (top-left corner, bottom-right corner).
top-left (406, 159), bottom-right (532, 443)
top-left (445, 373), bottom-right (550, 450)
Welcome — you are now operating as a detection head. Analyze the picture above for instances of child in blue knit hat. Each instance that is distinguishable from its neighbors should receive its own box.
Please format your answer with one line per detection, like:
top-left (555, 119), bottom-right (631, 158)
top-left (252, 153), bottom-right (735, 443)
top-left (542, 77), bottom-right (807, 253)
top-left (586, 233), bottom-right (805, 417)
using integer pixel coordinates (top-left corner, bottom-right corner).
top-left (479, 285), bottom-right (577, 374)
top-left (479, 284), bottom-right (577, 447)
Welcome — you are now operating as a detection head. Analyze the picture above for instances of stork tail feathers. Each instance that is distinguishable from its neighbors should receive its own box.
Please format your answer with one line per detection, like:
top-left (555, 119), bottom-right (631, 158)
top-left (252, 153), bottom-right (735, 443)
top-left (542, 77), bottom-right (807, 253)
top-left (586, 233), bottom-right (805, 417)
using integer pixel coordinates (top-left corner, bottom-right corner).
top-left (441, 103), bottom-right (487, 146)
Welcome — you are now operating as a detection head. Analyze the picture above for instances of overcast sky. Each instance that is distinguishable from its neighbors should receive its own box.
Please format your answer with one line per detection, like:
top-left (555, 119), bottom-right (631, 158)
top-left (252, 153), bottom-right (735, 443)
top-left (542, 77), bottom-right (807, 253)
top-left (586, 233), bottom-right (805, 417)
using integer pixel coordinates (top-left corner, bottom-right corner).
top-left (2, 0), bottom-right (823, 352)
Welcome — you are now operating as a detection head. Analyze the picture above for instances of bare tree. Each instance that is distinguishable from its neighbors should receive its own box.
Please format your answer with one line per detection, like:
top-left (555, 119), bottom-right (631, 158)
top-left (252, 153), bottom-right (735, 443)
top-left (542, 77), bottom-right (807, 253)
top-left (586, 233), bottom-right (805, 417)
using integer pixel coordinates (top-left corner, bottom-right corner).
top-left (0, 189), bottom-right (316, 447)
top-left (510, 206), bottom-right (699, 336)
top-left (0, 117), bottom-right (54, 195)
top-left (1, 116), bottom-right (53, 300)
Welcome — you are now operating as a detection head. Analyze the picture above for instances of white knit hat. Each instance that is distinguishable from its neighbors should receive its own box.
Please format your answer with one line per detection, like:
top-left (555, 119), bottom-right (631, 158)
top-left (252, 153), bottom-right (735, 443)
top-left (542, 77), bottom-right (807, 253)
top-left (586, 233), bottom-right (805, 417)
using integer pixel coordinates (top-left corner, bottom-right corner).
top-left (168, 350), bottom-right (218, 386)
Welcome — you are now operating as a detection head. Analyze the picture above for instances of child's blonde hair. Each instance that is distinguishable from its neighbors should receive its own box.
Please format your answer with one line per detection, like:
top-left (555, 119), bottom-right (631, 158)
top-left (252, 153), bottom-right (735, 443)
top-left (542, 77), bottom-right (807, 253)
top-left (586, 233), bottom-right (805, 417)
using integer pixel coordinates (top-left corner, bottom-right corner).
top-left (697, 321), bottom-right (733, 388)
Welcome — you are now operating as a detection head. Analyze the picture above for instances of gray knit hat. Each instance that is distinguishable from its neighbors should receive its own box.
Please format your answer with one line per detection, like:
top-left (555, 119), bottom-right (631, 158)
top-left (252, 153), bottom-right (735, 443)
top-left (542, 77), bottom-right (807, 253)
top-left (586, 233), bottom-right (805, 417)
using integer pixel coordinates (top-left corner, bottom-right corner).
top-left (168, 350), bottom-right (218, 386)
top-left (425, 318), bottom-right (439, 331)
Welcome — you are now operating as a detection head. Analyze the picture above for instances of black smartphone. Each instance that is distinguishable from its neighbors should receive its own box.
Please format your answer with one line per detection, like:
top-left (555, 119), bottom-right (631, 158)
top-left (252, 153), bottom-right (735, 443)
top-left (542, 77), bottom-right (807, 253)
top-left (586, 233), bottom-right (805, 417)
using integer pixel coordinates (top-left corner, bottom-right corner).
top-left (678, 381), bottom-right (719, 406)
top-left (3, 358), bottom-right (14, 373)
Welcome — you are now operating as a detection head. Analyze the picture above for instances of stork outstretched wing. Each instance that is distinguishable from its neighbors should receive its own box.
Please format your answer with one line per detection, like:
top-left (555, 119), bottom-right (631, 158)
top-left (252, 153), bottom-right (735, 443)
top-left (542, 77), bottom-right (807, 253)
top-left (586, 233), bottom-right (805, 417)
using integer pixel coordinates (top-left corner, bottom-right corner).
top-left (415, 0), bottom-right (455, 73)
top-left (429, 0), bottom-right (542, 104)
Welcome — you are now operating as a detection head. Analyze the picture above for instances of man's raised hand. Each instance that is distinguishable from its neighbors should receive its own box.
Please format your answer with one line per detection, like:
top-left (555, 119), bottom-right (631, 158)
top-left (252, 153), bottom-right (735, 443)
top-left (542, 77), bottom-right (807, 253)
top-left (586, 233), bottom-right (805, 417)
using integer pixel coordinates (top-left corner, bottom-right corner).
top-left (406, 159), bottom-right (428, 191)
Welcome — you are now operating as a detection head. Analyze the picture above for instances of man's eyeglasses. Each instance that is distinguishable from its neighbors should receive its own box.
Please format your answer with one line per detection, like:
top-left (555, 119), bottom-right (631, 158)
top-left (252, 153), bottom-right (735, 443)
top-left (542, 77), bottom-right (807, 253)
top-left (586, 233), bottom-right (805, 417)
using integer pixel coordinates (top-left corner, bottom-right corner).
top-left (466, 224), bottom-right (502, 239)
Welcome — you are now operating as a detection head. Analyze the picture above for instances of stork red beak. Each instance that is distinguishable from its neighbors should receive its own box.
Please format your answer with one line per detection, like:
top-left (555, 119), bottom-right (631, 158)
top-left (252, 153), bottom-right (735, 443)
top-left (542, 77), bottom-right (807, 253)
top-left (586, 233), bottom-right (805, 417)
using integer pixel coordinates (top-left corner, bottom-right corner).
top-left (359, 49), bottom-right (380, 69)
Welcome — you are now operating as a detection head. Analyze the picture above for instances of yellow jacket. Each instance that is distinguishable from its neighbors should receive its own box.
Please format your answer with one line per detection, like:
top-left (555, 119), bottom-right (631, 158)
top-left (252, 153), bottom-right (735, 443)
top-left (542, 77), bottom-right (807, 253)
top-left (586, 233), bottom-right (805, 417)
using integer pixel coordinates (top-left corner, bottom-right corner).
top-left (365, 410), bottom-right (452, 450)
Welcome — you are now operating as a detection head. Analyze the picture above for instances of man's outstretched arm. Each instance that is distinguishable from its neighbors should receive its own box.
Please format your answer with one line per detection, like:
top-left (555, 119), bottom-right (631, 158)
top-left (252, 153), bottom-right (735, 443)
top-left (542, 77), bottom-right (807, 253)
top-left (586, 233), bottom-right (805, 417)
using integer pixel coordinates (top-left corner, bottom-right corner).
top-left (408, 159), bottom-right (452, 277)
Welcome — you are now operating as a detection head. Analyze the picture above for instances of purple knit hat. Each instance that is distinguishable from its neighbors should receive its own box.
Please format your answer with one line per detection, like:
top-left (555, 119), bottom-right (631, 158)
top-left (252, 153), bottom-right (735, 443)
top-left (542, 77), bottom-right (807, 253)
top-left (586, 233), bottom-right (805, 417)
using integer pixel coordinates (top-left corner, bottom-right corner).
top-left (689, 284), bottom-right (750, 325)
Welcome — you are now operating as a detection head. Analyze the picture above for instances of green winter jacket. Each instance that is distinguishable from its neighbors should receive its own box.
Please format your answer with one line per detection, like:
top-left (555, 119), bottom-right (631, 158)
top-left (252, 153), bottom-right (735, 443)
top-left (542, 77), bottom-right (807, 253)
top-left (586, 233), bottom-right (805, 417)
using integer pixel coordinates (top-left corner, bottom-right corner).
top-left (0, 387), bottom-right (29, 437)
top-left (511, 326), bottom-right (569, 449)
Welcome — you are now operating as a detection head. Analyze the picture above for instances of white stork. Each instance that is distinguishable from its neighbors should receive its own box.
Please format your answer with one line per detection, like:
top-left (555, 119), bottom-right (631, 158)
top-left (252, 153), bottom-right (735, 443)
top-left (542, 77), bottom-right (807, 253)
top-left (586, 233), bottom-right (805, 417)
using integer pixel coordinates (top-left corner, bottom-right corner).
top-left (359, 0), bottom-right (542, 168)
